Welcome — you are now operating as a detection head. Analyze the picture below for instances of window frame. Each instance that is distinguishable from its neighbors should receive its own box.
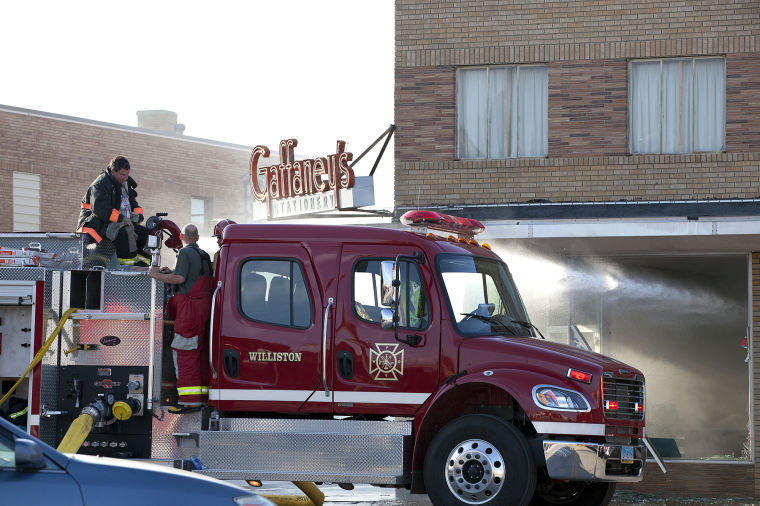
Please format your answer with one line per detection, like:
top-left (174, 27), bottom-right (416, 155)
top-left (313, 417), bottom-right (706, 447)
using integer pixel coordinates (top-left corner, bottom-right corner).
top-left (628, 56), bottom-right (726, 155)
top-left (12, 172), bottom-right (41, 232)
top-left (190, 197), bottom-right (207, 234)
top-left (351, 257), bottom-right (431, 331)
top-left (237, 257), bottom-right (313, 329)
top-left (456, 63), bottom-right (549, 160)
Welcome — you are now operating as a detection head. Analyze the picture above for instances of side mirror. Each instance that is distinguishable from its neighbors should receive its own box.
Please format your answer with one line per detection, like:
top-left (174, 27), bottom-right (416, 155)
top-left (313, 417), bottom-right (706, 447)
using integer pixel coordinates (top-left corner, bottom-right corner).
top-left (15, 439), bottom-right (45, 470)
top-left (380, 261), bottom-right (397, 307)
top-left (380, 308), bottom-right (396, 330)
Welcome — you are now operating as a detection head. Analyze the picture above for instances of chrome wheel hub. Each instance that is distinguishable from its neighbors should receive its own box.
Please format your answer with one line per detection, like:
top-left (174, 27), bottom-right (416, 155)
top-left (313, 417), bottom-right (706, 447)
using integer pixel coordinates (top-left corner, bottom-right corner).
top-left (445, 439), bottom-right (505, 504)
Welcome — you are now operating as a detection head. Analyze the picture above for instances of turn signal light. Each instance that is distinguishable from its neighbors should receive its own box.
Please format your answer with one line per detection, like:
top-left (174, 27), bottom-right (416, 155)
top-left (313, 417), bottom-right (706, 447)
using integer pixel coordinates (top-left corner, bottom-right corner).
top-left (567, 368), bottom-right (592, 383)
top-left (635, 402), bottom-right (644, 413)
top-left (605, 400), bottom-right (618, 410)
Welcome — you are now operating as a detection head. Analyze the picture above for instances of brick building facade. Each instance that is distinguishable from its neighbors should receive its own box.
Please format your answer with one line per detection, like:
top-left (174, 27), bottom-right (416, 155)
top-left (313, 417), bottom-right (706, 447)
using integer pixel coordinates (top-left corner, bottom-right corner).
top-left (0, 105), bottom-right (253, 238)
top-left (395, 0), bottom-right (760, 499)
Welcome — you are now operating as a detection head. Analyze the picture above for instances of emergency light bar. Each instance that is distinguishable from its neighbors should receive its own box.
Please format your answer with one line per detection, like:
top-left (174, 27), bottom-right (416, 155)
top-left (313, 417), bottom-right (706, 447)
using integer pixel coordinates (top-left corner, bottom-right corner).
top-left (401, 210), bottom-right (485, 238)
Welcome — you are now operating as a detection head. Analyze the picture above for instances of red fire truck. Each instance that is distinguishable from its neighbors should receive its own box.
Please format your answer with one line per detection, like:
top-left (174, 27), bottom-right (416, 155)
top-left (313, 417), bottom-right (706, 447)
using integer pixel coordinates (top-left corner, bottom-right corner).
top-left (0, 210), bottom-right (651, 506)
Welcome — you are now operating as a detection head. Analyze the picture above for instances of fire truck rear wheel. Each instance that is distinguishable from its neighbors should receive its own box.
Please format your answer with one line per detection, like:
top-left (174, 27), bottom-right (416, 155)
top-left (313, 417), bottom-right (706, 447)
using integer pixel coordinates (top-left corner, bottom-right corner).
top-left (423, 414), bottom-right (536, 506)
top-left (530, 481), bottom-right (616, 506)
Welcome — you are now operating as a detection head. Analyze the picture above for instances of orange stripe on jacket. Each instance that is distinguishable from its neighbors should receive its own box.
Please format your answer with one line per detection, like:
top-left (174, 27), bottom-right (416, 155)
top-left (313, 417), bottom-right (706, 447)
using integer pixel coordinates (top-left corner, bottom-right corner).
top-left (81, 202), bottom-right (91, 210)
top-left (77, 227), bottom-right (103, 243)
top-left (133, 207), bottom-right (143, 214)
top-left (109, 209), bottom-right (120, 222)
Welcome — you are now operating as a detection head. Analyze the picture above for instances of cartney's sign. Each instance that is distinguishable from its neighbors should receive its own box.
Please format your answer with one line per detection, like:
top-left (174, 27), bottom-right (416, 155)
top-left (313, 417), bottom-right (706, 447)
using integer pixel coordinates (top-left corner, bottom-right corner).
top-left (250, 138), bottom-right (375, 219)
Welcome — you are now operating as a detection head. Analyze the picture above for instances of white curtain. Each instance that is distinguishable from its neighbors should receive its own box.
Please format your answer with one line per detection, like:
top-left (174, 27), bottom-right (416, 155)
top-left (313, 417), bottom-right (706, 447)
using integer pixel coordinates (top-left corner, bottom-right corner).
top-left (459, 65), bottom-right (547, 159)
top-left (630, 61), bottom-right (661, 154)
top-left (518, 66), bottom-right (548, 157)
top-left (662, 60), bottom-right (693, 153)
top-left (458, 68), bottom-right (487, 158)
top-left (694, 58), bottom-right (725, 152)
top-left (631, 58), bottom-right (724, 154)
top-left (487, 68), bottom-right (506, 158)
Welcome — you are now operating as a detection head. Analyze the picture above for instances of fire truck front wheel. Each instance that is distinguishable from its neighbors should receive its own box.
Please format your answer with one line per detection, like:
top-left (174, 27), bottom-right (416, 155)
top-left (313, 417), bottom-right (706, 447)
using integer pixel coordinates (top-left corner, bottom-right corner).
top-left (423, 414), bottom-right (536, 506)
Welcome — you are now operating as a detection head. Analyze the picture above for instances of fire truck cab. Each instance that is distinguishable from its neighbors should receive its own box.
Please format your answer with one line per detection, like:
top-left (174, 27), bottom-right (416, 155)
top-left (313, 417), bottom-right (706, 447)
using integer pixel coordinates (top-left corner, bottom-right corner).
top-left (0, 212), bottom-right (648, 506)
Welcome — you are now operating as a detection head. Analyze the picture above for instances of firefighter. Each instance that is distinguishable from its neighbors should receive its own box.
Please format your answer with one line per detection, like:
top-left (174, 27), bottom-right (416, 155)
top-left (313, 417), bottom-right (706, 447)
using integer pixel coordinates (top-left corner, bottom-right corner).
top-left (148, 224), bottom-right (213, 411)
top-left (77, 155), bottom-right (150, 266)
top-left (211, 218), bottom-right (236, 271)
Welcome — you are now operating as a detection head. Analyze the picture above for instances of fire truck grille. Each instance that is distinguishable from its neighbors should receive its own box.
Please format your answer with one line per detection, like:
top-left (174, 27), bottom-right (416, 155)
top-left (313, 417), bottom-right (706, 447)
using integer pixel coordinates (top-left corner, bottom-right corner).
top-left (603, 377), bottom-right (644, 420)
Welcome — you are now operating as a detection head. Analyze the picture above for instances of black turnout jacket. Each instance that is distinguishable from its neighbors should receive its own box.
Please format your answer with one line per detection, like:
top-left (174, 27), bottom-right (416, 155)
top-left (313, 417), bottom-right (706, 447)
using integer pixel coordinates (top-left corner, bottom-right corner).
top-left (76, 170), bottom-right (143, 242)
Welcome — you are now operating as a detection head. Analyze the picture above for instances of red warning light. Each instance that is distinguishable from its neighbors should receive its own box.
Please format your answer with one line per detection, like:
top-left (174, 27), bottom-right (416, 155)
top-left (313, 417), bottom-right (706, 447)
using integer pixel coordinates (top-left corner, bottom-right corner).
top-left (567, 369), bottom-right (592, 383)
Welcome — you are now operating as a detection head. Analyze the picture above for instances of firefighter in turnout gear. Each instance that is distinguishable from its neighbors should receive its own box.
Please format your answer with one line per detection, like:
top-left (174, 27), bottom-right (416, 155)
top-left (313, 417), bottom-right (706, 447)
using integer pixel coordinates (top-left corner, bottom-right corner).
top-left (77, 155), bottom-right (150, 266)
top-left (212, 218), bottom-right (236, 271)
top-left (149, 224), bottom-right (213, 409)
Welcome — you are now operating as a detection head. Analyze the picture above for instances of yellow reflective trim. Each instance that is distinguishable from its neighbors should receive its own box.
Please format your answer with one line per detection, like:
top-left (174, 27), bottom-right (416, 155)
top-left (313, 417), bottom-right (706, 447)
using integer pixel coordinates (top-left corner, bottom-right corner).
top-left (9, 406), bottom-right (28, 419)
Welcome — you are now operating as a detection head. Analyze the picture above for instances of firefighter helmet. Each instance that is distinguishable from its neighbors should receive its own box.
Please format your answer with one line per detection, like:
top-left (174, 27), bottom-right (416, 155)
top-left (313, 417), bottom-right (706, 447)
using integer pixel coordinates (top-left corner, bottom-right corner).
top-left (213, 219), bottom-right (237, 238)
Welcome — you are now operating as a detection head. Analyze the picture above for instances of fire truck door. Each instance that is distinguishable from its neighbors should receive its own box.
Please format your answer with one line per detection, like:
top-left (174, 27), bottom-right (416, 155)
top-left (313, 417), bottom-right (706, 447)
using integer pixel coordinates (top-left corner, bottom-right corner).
top-left (333, 245), bottom-right (441, 416)
top-left (213, 243), bottom-right (328, 413)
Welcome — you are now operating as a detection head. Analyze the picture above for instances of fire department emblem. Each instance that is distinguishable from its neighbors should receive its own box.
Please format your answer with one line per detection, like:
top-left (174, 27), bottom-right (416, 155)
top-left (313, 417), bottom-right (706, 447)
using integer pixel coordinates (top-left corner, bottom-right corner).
top-left (369, 343), bottom-right (404, 381)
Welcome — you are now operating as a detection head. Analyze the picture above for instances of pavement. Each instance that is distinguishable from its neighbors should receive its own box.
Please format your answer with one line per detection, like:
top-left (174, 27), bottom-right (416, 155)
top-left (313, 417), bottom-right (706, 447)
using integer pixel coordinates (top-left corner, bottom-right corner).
top-left (240, 482), bottom-right (760, 505)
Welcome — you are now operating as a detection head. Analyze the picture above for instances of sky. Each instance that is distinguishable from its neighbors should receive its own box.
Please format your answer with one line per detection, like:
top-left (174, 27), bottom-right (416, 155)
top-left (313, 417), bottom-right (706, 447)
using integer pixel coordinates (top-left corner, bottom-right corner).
top-left (0, 0), bottom-right (395, 209)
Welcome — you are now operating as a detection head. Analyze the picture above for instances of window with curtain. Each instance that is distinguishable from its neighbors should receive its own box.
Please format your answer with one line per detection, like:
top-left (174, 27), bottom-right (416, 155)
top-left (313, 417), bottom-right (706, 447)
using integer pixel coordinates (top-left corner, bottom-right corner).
top-left (630, 57), bottom-right (725, 154)
top-left (457, 65), bottom-right (548, 159)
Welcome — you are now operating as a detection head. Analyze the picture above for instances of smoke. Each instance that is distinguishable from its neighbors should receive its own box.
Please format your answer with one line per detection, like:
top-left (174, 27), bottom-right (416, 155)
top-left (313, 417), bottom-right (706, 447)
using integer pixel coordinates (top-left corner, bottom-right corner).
top-left (491, 243), bottom-right (750, 460)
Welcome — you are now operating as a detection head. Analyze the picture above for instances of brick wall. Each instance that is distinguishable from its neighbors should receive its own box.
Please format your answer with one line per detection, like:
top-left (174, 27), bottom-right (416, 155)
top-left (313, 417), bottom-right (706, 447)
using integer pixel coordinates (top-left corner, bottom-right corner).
top-left (0, 109), bottom-right (251, 234)
top-left (619, 462), bottom-right (754, 498)
top-left (394, 52), bottom-right (760, 206)
top-left (727, 53), bottom-right (760, 152)
top-left (395, 66), bottom-right (456, 161)
top-left (396, 0), bottom-right (759, 60)
top-left (548, 59), bottom-right (628, 158)
top-left (395, 153), bottom-right (760, 205)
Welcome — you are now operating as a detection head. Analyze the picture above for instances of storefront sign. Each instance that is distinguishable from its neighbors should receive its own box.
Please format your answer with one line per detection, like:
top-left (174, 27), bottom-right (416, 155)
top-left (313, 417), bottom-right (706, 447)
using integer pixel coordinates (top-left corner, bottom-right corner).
top-left (250, 138), bottom-right (374, 219)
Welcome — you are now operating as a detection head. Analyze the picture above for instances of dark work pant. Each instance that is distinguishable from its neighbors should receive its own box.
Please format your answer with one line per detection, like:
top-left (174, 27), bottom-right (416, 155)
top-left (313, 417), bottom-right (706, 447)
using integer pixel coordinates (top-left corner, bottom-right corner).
top-left (114, 224), bottom-right (149, 265)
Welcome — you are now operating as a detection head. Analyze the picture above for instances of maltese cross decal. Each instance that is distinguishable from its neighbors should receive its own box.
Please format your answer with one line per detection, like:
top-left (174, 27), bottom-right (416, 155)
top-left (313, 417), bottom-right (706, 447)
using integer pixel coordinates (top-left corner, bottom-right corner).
top-left (369, 343), bottom-right (405, 381)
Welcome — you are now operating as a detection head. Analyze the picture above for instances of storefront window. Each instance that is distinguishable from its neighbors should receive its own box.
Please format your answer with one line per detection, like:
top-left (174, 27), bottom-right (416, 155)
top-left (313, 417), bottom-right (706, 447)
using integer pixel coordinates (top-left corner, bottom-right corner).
top-left (503, 250), bottom-right (750, 461)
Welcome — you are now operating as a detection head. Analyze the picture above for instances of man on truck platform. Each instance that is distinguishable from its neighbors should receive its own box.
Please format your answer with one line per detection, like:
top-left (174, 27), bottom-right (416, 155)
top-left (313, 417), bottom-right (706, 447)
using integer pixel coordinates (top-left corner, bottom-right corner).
top-left (149, 224), bottom-right (214, 411)
top-left (76, 155), bottom-right (150, 266)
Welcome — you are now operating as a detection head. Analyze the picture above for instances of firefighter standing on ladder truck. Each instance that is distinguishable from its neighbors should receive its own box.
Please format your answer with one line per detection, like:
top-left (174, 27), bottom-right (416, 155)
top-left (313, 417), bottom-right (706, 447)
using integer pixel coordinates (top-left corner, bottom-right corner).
top-left (149, 224), bottom-right (214, 411)
top-left (76, 155), bottom-right (150, 266)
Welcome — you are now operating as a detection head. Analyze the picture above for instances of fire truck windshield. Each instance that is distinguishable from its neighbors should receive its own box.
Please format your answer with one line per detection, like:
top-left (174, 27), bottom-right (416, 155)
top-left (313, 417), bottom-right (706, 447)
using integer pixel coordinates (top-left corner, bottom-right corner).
top-left (438, 254), bottom-right (533, 337)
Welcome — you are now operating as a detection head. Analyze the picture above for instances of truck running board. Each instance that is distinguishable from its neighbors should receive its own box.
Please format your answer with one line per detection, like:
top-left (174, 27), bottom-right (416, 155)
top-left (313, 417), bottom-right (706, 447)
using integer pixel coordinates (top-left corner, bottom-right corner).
top-left (195, 417), bottom-right (413, 484)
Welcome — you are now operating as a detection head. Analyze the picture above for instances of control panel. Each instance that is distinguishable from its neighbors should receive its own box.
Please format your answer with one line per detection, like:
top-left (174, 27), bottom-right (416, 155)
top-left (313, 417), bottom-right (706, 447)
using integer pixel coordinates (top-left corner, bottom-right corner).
top-left (56, 365), bottom-right (151, 458)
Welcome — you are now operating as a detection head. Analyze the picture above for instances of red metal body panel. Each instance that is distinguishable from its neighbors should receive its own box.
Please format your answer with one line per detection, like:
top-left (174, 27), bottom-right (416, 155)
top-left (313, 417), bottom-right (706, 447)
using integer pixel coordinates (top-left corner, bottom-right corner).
top-left (333, 244), bottom-right (442, 416)
top-left (212, 241), bottom-right (329, 413)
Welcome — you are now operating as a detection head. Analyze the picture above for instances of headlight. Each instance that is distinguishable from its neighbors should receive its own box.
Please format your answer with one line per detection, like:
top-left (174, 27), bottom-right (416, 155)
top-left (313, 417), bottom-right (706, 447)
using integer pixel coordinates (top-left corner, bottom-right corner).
top-left (234, 494), bottom-right (276, 506)
top-left (533, 385), bottom-right (590, 411)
